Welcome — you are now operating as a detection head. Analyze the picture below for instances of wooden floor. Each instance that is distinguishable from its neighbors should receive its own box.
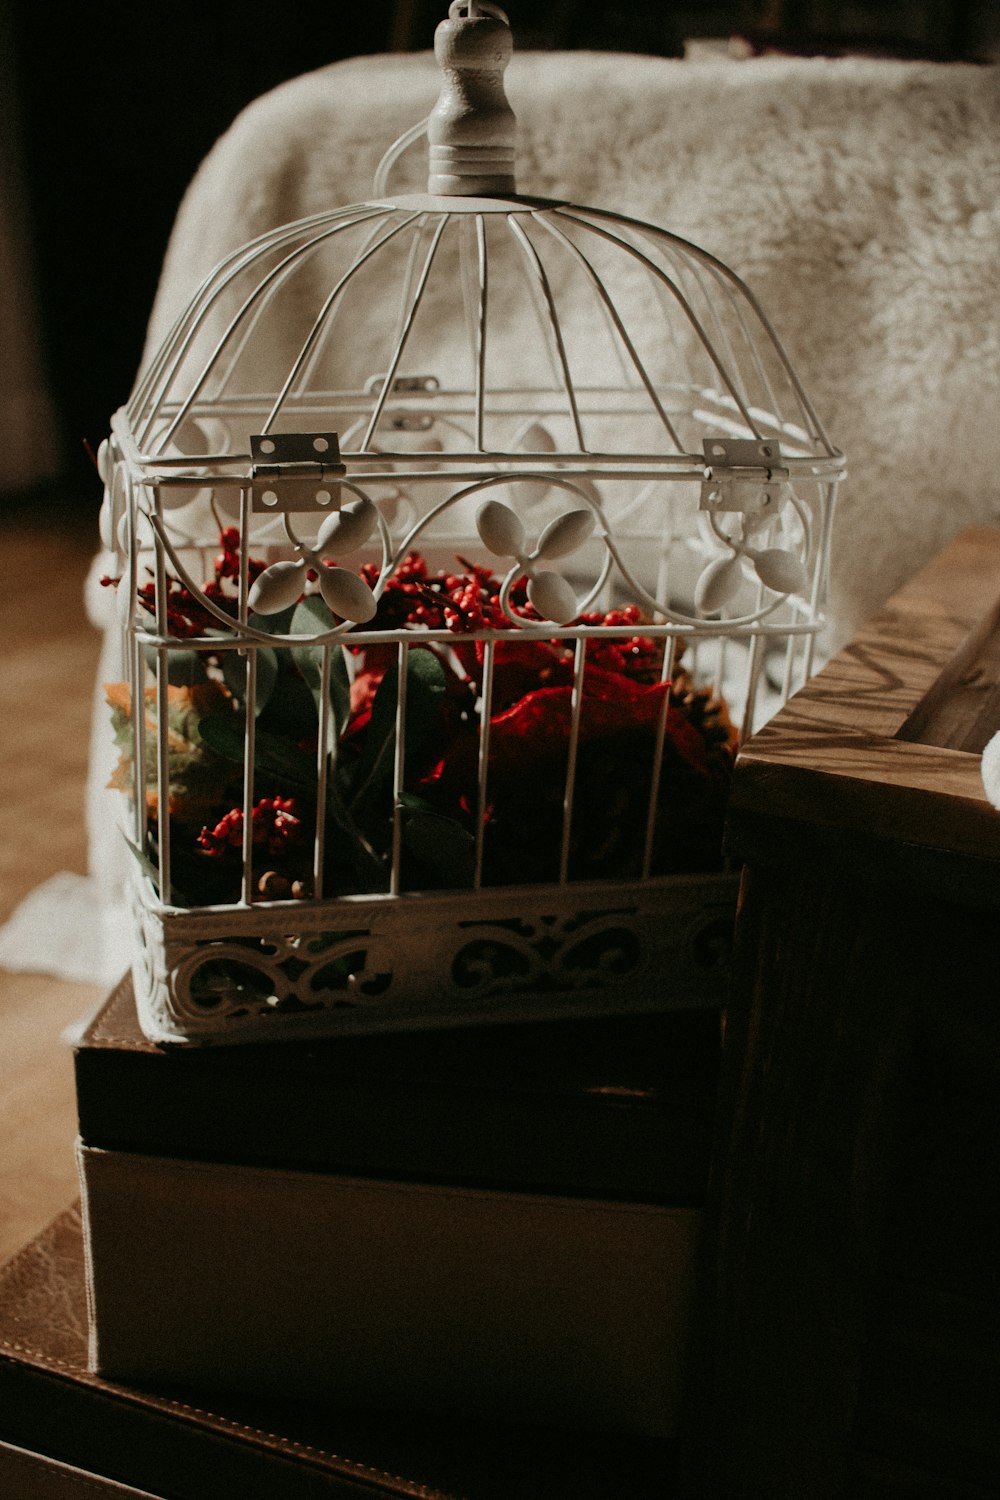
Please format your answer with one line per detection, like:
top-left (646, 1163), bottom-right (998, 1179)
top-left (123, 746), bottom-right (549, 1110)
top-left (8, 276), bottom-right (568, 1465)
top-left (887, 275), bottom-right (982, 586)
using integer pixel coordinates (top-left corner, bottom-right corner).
top-left (0, 496), bottom-right (107, 1265)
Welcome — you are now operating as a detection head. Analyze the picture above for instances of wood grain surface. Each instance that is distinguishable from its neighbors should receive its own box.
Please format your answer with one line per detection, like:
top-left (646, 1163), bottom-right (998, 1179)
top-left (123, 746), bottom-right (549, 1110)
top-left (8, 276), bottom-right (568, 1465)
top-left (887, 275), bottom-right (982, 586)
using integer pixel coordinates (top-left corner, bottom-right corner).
top-left (0, 501), bottom-right (105, 1266)
top-left (728, 527), bottom-right (1000, 876)
top-left (680, 526), bottom-right (1000, 1500)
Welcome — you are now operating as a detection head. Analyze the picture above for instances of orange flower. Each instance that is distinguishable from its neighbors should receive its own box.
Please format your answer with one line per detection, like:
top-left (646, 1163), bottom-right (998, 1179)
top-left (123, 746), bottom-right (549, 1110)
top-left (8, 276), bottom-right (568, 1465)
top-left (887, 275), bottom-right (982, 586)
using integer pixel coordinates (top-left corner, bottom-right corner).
top-left (105, 678), bottom-right (238, 823)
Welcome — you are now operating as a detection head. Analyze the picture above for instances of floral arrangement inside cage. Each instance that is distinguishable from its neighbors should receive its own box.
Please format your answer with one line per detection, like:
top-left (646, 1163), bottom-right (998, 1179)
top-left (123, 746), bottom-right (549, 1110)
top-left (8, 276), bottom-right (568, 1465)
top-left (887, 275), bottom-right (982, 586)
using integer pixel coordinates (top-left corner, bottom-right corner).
top-left (99, 0), bottom-right (844, 1043)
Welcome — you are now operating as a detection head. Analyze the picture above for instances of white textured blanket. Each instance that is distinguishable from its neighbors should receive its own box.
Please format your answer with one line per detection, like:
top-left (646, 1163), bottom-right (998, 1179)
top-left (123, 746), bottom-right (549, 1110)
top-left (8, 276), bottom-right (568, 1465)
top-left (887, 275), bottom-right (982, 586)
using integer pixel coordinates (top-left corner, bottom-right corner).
top-left (144, 48), bottom-right (1000, 648)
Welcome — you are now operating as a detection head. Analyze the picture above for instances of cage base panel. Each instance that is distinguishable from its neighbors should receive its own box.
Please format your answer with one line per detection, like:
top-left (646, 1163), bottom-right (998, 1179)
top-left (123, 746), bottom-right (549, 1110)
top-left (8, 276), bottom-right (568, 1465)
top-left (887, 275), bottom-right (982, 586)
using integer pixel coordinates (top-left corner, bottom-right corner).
top-left (127, 868), bottom-right (739, 1045)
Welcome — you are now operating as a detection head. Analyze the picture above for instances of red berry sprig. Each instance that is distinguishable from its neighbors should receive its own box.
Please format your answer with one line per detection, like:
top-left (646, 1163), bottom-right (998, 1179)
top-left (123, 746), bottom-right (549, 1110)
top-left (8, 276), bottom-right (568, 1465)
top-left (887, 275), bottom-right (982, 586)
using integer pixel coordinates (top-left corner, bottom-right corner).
top-left (197, 796), bottom-right (305, 858)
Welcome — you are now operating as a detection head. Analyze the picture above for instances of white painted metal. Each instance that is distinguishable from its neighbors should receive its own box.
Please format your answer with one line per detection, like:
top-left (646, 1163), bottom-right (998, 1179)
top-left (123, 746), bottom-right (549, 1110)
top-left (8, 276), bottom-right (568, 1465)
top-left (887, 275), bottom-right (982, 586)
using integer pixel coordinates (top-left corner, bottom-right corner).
top-left (102, 1), bottom-right (844, 1042)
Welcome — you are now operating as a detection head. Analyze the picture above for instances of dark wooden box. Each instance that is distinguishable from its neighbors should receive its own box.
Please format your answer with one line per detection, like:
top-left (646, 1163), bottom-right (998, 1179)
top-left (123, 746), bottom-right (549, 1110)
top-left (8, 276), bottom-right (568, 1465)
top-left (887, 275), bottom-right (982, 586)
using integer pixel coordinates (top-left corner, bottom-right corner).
top-left (75, 975), bottom-right (719, 1203)
top-left (683, 527), bottom-right (1000, 1500)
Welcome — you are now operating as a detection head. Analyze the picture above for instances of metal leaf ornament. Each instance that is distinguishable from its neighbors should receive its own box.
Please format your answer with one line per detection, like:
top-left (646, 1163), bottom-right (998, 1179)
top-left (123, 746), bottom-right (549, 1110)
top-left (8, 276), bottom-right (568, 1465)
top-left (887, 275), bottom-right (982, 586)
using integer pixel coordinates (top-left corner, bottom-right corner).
top-left (527, 571), bottom-right (578, 623)
top-left (249, 559), bottom-right (307, 615)
top-left (157, 415), bottom-right (229, 512)
top-left (695, 542), bottom-right (806, 615)
top-left (748, 546), bottom-right (808, 596)
top-left (514, 421), bottom-right (557, 507)
top-left (485, 423), bottom-right (562, 514)
top-left (317, 566), bottom-right (378, 623)
top-left (535, 508), bottom-right (594, 560)
top-left (475, 497), bottom-right (591, 626)
top-left (315, 497), bottom-right (377, 556)
top-left (249, 496), bottom-right (379, 621)
top-left (694, 554), bottom-right (744, 615)
top-left (477, 498), bottom-right (526, 558)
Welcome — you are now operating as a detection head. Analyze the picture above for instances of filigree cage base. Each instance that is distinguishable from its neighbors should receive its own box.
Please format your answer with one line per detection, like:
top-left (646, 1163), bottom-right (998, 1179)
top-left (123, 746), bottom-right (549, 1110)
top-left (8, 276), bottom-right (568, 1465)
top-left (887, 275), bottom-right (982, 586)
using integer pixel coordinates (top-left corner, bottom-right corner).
top-left (127, 865), bottom-right (738, 1045)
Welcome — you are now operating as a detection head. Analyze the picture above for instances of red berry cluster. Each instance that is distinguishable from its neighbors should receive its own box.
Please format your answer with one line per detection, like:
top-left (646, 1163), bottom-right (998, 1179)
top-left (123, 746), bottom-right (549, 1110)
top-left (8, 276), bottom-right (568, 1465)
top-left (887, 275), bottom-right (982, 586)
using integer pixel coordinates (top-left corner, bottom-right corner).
top-left (355, 559), bottom-right (661, 686)
top-left (136, 579), bottom-right (218, 638)
top-left (197, 796), bottom-right (305, 858)
top-left (575, 606), bottom-right (662, 682)
top-left (213, 527), bottom-right (267, 587)
top-left (128, 529), bottom-right (268, 637)
top-left (100, 572), bottom-right (219, 638)
top-left (359, 553), bottom-right (537, 639)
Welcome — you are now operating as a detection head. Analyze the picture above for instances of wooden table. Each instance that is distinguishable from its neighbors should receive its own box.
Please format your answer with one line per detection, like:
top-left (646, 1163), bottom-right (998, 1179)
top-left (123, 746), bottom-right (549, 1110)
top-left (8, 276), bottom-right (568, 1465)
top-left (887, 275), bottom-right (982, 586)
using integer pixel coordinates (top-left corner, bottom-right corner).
top-left (0, 502), bottom-right (105, 1266)
top-left (680, 527), bottom-right (1000, 1499)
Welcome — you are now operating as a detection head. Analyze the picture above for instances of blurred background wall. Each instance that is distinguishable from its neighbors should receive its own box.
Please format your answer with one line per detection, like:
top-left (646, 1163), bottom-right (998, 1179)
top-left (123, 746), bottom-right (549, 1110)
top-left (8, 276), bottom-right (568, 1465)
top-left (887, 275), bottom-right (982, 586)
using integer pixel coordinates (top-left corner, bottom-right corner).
top-left (2, 0), bottom-right (998, 505)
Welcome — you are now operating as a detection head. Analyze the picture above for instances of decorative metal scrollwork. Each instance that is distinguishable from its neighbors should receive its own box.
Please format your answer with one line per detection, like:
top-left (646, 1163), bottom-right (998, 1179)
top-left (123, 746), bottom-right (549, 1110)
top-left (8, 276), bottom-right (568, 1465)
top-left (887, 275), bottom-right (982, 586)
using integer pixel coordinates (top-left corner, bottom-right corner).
top-left (452, 908), bottom-right (643, 995)
top-left (171, 930), bottom-right (393, 1027)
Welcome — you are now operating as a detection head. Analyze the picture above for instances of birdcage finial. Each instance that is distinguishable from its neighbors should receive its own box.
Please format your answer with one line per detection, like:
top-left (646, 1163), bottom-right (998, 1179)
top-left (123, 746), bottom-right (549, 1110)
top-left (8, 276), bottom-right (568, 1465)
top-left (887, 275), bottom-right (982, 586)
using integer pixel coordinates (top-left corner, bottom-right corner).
top-left (427, 1), bottom-right (517, 196)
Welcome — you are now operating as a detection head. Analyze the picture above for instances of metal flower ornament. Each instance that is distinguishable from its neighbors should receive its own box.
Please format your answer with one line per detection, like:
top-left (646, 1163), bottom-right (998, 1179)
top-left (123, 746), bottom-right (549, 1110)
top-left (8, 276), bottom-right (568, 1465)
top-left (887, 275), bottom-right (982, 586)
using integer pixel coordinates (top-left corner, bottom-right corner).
top-left (694, 439), bottom-right (811, 617)
top-left (248, 497), bottom-right (379, 622)
top-left (475, 495), bottom-right (596, 625)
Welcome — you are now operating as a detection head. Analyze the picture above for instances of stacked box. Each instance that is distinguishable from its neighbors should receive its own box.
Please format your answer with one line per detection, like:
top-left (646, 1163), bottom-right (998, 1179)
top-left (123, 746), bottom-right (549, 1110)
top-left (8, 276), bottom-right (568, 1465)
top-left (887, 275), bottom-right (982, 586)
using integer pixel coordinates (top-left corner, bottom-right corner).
top-left (75, 976), bottom-right (720, 1439)
top-left (0, 1209), bottom-right (675, 1497)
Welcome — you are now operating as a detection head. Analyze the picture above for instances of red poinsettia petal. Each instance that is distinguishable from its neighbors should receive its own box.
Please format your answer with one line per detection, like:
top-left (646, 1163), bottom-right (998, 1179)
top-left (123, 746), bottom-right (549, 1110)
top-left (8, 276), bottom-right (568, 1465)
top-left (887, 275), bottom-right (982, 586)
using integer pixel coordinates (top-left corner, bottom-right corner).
top-left (485, 677), bottom-right (708, 776)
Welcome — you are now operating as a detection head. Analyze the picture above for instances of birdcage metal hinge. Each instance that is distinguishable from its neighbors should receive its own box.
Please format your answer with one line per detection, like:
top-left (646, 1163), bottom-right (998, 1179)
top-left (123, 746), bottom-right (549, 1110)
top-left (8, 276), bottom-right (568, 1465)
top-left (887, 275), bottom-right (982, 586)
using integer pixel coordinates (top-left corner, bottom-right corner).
top-left (250, 433), bottom-right (347, 513)
top-left (365, 374), bottom-right (440, 396)
top-left (700, 438), bottom-right (788, 516)
top-left (364, 374), bottom-right (439, 431)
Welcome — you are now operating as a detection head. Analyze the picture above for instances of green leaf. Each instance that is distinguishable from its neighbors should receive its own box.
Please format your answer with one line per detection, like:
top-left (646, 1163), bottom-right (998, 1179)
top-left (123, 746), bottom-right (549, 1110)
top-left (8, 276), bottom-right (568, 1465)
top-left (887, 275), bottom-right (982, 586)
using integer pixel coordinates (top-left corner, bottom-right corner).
top-left (248, 604), bottom-right (297, 635)
top-left (108, 708), bottom-right (134, 750)
top-left (123, 834), bottom-right (162, 890)
top-left (143, 648), bottom-right (209, 687)
top-left (219, 608), bottom-right (294, 714)
top-left (257, 664), bottom-right (318, 741)
top-left (123, 834), bottom-right (196, 906)
top-left (289, 593), bottom-right (336, 636)
top-left (348, 648), bottom-right (446, 810)
top-left (197, 714), bottom-right (316, 789)
top-left (289, 595), bottom-right (352, 735)
top-left (399, 794), bottom-right (476, 889)
top-left (324, 814), bottom-right (390, 892)
top-left (221, 645), bottom-right (278, 717)
top-left (404, 648), bottom-right (449, 756)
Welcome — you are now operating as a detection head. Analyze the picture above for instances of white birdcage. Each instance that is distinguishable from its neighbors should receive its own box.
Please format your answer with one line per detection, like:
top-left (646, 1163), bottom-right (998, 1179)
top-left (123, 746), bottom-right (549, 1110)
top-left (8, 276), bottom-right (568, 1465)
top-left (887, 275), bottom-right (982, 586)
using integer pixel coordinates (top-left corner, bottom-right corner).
top-left (100, 1), bottom-right (844, 1044)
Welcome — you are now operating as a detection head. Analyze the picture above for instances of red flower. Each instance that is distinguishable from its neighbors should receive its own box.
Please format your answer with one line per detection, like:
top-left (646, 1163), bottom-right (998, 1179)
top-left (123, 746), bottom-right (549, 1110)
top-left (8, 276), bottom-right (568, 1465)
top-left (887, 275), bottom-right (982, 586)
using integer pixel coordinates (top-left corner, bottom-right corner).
top-left (415, 663), bottom-right (730, 883)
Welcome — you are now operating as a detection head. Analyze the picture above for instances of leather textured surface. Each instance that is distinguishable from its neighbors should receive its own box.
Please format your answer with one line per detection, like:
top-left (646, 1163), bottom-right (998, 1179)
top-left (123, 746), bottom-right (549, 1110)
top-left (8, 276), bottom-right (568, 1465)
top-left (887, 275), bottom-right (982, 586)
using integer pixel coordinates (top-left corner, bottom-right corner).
top-left (0, 1438), bottom-right (167, 1499)
top-left (1, 1209), bottom-right (674, 1497)
top-left (0, 1206), bottom-right (88, 1368)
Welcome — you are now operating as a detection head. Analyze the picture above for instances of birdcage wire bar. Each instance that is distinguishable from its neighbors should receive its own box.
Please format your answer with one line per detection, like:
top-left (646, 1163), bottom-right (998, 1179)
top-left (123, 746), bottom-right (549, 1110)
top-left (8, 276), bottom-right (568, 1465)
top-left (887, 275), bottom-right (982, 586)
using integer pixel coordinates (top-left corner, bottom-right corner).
top-left (123, 203), bottom-right (841, 467)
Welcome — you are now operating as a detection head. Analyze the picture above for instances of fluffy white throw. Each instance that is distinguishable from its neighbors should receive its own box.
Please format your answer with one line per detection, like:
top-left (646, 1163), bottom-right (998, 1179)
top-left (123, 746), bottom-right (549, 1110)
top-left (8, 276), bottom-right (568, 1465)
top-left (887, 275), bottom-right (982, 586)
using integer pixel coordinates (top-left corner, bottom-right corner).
top-left (983, 730), bottom-right (1000, 808)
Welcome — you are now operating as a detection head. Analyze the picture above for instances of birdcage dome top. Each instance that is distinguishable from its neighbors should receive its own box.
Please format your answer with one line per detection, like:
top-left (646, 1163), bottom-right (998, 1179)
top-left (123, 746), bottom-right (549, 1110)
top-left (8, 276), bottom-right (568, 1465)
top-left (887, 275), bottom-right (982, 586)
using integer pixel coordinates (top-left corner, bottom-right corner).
top-left (115, 0), bottom-right (841, 497)
top-left (119, 185), bottom-right (842, 484)
top-left (104, 1), bottom-right (843, 646)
